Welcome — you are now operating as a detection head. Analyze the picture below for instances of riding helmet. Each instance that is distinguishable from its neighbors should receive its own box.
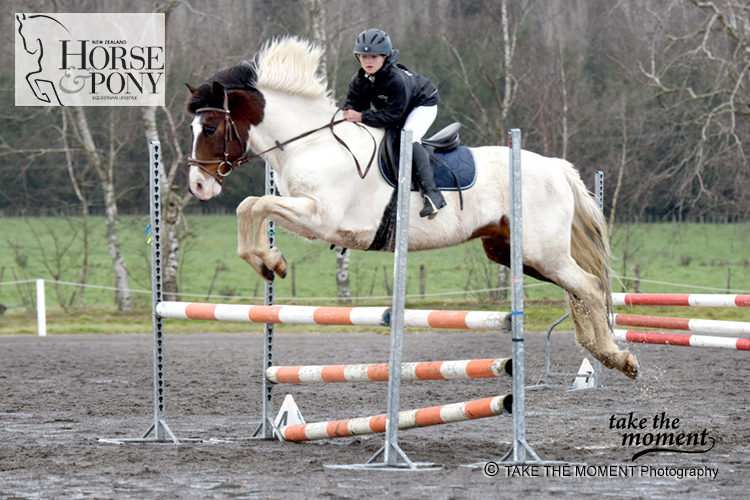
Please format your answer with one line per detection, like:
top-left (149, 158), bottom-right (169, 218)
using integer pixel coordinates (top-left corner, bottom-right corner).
top-left (353, 29), bottom-right (392, 56)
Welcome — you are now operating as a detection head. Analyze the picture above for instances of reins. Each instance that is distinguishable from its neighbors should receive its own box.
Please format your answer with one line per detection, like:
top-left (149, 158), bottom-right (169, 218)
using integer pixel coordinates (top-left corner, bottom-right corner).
top-left (329, 110), bottom-right (377, 179)
top-left (188, 90), bottom-right (377, 191)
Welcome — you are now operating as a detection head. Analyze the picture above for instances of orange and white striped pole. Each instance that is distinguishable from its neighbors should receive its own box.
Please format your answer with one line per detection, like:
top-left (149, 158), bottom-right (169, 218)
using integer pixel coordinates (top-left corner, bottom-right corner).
top-left (612, 313), bottom-right (750, 336)
top-left (155, 302), bottom-right (511, 330)
top-left (613, 329), bottom-right (750, 351)
top-left (612, 293), bottom-right (750, 307)
top-left (277, 394), bottom-right (512, 442)
top-left (266, 358), bottom-right (511, 384)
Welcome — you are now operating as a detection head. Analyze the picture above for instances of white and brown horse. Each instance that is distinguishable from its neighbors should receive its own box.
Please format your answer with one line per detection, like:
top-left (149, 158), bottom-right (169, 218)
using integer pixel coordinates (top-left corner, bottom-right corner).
top-left (185, 37), bottom-right (638, 379)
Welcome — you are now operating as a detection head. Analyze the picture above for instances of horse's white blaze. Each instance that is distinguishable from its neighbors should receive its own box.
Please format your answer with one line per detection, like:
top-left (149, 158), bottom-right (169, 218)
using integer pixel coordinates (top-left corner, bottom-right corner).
top-left (188, 115), bottom-right (221, 200)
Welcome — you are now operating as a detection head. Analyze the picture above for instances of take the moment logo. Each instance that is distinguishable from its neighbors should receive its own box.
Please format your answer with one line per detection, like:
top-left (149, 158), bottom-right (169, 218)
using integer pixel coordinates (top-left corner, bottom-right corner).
top-left (15, 13), bottom-right (165, 106)
top-left (610, 412), bottom-right (715, 461)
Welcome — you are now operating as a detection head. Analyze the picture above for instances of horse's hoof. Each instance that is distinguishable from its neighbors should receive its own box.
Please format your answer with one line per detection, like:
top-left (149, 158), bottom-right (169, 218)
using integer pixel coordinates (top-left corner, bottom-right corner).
top-left (622, 354), bottom-right (639, 379)
top-left (273, 253), bottom-right (287, 279)
top-left (260, 264), bottom-right (275, 283)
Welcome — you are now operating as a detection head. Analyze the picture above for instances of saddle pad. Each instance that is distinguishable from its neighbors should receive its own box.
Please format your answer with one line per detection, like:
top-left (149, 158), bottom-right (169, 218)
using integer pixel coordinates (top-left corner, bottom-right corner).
top-left (379, 145), bottom-right (477, 191)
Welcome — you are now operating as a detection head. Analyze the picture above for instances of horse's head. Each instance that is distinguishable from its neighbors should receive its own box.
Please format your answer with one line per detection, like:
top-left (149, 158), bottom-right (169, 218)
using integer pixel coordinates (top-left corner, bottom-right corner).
top-left (186, 64), bottom-right (264, 200)
top-left (186, 38), bottom-right (334, 199)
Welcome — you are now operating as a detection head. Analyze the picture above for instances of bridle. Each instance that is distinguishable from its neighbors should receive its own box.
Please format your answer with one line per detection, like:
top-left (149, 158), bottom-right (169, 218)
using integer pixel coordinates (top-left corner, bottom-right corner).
top-left (188, 89), bottom-right (377, 194)
top-left (187, 90), bottom-right (242, 193)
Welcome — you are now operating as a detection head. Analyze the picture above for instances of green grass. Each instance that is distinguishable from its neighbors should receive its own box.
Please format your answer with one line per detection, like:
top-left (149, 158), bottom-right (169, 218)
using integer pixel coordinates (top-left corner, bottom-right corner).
top-left (1, 216), bottom-right (749, 334)
top-left (609, 223), bottom-right (750, 294)
top-left (0, 215), bottom-right (567, 307)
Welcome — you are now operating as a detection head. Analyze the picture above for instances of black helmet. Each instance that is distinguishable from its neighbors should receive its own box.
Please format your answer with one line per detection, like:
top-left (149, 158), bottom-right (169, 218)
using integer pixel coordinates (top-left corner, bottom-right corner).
top-left (354, 29), bottom-right (392, 56)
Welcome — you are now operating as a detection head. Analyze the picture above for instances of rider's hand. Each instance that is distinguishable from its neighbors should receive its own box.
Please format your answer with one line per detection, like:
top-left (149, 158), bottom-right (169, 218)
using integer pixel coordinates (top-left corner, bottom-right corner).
top-left (343, 109), bottom-right (362, 123)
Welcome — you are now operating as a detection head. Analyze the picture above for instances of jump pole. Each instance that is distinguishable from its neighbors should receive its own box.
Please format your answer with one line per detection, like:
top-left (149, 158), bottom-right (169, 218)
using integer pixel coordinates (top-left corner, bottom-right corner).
top-left (252, 161), bottom-right (278, 440)
top-left (613, 329), bottom-right (750, 350)
top-left (143, 140), bottom-right (179, 442)
top-left (101, 141), bottom-right (185, 444)
top-left (499, 129), bottom-right (541, 464)
top-left (612, 314), bottom-right (750, 335)
top-left (266, 358), bottom-right (512, 384)
top-left (332, 128), bottom-right (428, 470)
top-left (155, 302), bottom-right (511, 330)
top-left (278, 395), bottom-right (512, 442)
top-left (613, 293), bottom-right (750, 307)
top-left (378, 128), bottom-right (414, 469)
top-left (591, 171), bottom-right (605, 387)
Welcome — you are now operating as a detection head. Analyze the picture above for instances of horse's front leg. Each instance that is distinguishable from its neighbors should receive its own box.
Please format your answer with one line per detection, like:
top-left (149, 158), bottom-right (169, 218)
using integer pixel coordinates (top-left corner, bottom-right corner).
top-left (236, 196), bottom-right (276, 281)
top-left (249, 195), bottom-right (319, 282)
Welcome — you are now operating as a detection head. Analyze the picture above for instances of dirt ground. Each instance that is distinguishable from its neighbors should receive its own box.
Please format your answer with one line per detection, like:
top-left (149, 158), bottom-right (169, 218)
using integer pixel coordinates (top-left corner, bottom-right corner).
top-left (1, 327), bottom-right (747, 499)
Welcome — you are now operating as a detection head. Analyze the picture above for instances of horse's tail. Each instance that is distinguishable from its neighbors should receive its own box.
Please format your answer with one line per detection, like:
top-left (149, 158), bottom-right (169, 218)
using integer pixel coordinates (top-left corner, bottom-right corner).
top-left (558, 161), bottom-right (613, 324)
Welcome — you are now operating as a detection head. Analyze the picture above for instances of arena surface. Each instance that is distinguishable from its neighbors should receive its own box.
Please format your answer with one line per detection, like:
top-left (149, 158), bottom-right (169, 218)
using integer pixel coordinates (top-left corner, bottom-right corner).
top-left (1, 329), bottom-right (747, 499)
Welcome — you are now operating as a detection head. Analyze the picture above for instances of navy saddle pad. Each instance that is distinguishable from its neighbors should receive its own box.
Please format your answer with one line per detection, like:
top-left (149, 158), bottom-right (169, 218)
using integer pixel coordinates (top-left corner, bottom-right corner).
top-left (378, 145), bottom-right (477, 191)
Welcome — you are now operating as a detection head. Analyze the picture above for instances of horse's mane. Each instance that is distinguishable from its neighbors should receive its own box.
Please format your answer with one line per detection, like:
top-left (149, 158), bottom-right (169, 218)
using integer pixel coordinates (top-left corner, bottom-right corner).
top-left (254, 37), bottom-right (333, 103)
top-left (187, 62), bottom-right (258, 114)
top-left (187, 37), bottom-right (332, 114)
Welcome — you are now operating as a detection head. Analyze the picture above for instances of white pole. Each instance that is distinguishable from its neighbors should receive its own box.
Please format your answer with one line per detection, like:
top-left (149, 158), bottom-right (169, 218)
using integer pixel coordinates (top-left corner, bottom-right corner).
top-left (36, 279), bottom-right (46, 337)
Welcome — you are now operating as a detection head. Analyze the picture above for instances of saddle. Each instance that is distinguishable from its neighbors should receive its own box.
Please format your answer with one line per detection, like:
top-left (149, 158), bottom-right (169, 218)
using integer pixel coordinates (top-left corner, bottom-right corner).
top-left (378, 123), bottom-right (477, 196)
top-left (368, 123), bottom-right (477, 253)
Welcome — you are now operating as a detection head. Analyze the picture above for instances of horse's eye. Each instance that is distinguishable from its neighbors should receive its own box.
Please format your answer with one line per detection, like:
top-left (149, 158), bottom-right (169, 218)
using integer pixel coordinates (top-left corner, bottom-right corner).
top-left (203, 126), bottom-right (216, 136)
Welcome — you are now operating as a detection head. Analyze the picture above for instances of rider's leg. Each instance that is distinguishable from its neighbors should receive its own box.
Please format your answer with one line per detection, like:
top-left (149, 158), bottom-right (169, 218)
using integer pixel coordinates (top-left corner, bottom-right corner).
top-left (403, 105), bottom-right (446, 219)
top-left (413, 142), bottom-right (446, 218)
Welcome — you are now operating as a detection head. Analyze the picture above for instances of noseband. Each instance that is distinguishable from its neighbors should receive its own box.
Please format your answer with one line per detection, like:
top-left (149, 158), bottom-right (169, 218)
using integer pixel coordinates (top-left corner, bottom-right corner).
top-left (188, 89), bottom-right (377, 193)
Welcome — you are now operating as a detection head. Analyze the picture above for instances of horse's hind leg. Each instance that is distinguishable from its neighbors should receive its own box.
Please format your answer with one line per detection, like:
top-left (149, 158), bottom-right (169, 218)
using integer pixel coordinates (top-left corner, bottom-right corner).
top-left (552, 259), bottom-right (638, 379)
top-left (480, 232), bottom-right (636, 378)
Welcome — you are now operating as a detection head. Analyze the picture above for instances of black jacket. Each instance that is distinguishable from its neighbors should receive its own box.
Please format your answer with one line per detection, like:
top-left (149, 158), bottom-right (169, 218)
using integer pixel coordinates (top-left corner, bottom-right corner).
top-left (344, 50), bottom-right (438, 130)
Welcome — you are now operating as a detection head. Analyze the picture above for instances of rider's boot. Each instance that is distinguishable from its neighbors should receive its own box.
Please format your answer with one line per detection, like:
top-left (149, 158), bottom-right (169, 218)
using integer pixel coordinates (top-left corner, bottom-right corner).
top-left (413, 142), bottom-right (446, 219)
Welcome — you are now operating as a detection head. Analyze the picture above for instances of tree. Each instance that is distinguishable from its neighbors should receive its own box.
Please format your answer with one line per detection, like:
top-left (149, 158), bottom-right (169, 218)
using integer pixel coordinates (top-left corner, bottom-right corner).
top-left (634, 0), bottom-right (750, 219)
top-left (438, 0), bottom-right (536, 146)
top-left (61, 110), bottom-right (92, 308)
top-left (67, 107), bottom-right (132, 311)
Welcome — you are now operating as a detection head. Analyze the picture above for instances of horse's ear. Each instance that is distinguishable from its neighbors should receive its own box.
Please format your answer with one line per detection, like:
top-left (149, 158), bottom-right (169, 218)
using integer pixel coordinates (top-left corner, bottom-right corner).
top-left (185, 83), bottom-right (198, 94)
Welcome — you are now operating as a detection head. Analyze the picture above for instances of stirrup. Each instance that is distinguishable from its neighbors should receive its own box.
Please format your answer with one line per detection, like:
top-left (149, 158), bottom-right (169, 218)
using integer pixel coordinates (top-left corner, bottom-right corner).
top-left (420, 195), bottom-right (445, 220)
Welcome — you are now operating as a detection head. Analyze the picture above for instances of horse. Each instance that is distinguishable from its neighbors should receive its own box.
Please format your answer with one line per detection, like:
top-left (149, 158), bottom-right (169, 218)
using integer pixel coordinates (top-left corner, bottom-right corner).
top-left (185, 37), bottom-right (638, 379)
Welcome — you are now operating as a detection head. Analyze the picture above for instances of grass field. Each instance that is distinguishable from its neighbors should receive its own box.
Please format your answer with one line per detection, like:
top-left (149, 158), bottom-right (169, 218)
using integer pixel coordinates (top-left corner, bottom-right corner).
top-left (1, 216), bottom-right (749, 334)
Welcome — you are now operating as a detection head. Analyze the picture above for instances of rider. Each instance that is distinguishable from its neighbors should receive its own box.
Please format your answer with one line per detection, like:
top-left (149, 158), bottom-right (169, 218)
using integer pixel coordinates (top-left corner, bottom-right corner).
top-left (343, 29), bottom-right (447, 219)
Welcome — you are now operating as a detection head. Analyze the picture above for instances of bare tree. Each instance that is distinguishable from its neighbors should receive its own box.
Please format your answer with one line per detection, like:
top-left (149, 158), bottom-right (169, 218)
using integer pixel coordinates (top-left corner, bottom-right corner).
top-left (609, 97), bottom-right (628, 235)
top-left (308, 0), bottom-right (329, 75)
top-left (61, 110), bottom-right (92, 309)
top-left (66, 107), bottom-right (132, 311)
top-left (306, 0), bottom-right (362, 301)
top-left (439, 0), bottom-right (536, 146)
top-left (635, 0), bottom-right (750, 219)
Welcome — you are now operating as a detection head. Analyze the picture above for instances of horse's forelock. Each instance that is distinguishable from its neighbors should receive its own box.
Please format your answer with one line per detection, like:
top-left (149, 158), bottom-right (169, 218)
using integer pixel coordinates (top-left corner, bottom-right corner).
top-left (186, 63), bottom-right (258, 115)
top-left (186, 83), bottom-right (214, 114)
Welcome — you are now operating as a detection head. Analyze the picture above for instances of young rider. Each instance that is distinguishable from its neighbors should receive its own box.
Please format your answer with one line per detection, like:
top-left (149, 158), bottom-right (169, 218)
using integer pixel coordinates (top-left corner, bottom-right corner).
top-left (343, 29), bottom-right (447, 219)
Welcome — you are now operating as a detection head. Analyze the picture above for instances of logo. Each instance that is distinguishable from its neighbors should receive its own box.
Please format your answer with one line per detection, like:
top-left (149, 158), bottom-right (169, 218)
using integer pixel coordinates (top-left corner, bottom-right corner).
top-left (610, 412), bottom-right (715, 461)
top-left (481, 411), bottom-right (720, 480)
top-left (15, 13), bottom-right (165, 106)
